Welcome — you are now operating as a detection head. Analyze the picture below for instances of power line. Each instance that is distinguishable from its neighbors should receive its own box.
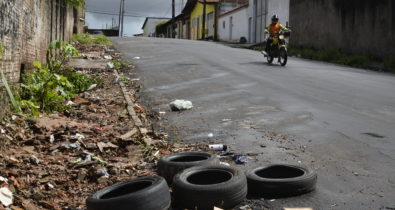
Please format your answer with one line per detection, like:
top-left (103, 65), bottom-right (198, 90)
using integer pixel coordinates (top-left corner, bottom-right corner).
top-left (86, 10), bottom-right (146, 18)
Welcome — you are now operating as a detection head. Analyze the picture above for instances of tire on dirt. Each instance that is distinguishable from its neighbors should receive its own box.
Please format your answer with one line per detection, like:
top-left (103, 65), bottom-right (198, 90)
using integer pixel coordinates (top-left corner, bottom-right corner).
top-left (86, 176), bottom-right (171, 210)
top-left (246, 164), bottom-right (317, 198)
top-left (173, 165), bottom-right (247, 210)
top-left (157, 151), bottom-right (219, 183)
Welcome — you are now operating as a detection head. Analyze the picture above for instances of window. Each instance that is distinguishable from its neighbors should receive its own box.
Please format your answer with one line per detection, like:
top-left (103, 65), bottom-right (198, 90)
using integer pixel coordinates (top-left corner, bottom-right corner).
top-left (223, 21), bottom-right (226, 29)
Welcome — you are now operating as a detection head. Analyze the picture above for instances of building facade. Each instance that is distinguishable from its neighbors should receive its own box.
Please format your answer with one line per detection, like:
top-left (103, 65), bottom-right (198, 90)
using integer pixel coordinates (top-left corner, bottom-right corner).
top-left (218, 5), bottom-right (249, 43)
top-left (142, 17), bottom-right (170, 37)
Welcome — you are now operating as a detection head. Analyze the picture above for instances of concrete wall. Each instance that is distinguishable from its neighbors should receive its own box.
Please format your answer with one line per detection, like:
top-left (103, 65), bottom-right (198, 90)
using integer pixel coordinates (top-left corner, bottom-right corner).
top-left (143, 18), bottom-right (170, 37)
top-left (248, 0), bottom-right (289, 43)
top-left (289, 0), bottom-right (395, 58)
top-left (218, 6), bottom-right (249, 42)
top-left (0, 0), bottom-right (84, 116)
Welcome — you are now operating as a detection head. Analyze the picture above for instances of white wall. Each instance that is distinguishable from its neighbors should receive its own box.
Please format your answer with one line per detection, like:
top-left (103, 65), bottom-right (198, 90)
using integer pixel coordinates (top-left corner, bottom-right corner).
top-left (218, 7), bottom-right (249, 43)
top-left (247, 0), bottom-right (289, 43)
top-left (143, 18), bottom-right (169, 37)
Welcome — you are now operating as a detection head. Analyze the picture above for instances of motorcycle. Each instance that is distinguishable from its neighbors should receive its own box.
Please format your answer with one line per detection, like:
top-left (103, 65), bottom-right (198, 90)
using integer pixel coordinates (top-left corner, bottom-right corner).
top-left (262, 31), bottom-right (291, 66)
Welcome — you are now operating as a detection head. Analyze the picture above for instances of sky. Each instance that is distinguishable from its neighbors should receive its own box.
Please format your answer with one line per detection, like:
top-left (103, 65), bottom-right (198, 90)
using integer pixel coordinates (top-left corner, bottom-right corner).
top-left (85, 0), bottom-right (186, 36)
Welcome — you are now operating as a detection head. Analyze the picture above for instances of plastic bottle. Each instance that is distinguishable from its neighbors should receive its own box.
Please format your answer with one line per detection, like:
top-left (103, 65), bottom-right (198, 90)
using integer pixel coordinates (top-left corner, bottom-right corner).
top-left (209, 144), bottom-right (228, 151)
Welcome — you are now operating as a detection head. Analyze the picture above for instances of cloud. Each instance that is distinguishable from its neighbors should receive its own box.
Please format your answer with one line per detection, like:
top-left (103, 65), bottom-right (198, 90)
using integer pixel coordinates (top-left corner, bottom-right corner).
top-left (85, 0), bottom-right (186, 35)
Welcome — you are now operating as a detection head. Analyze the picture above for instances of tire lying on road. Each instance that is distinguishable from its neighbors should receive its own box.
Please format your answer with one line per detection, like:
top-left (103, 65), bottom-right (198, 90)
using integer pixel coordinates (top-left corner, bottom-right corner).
top-left (246, 164), bottom-right (317, 198)
top-left (86, 176), bottom-right (171, 210)
top-left (173, 165), bottom-right (247, 210)
top-left (157, 151), bottom-right (219, 183)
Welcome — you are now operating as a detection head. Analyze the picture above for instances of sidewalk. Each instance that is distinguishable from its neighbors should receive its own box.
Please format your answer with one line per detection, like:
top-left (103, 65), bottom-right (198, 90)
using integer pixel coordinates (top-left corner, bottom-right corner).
top-left (0, 43), bottom-right (199, 209)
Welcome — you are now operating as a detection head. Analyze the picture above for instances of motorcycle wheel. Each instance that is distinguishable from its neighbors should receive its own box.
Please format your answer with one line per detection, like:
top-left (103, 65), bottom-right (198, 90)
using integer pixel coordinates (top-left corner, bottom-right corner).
top-left (279, 48), bottom-right (287, 66)
top-left (267, 55), bottom-right (274, 64)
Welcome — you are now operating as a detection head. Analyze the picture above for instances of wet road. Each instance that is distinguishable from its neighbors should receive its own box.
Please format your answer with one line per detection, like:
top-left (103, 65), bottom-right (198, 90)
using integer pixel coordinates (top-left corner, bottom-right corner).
top-left (113, 37), bottom-right (395, 210)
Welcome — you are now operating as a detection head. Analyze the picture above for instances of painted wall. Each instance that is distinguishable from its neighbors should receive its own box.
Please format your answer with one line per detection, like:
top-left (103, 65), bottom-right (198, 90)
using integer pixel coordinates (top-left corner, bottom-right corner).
top-left (290, 0), bottom-right (395, 58)
top-left (190, 2), bottom-right (216, 40)
top-left (218, 7), bottom-right (249, 42)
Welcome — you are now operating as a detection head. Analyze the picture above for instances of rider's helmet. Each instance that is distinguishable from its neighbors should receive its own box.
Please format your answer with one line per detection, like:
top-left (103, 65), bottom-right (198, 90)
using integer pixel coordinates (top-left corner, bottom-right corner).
top-left (271, 15), bottom-right (279, 24)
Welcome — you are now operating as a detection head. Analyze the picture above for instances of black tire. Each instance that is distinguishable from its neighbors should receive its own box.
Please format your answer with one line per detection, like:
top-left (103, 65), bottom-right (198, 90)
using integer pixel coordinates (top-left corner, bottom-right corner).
top-left (246, 164), bottom-right (317, 198)
top-left (267, 55), bottom-right (274, 64)
top-left (86, 176), bottom-right (171, 210)
top-left (173, 166), bottom-right (247, 210)
top-left (279, 48), bottom-right (288, 66)
top-left (158, 151), bottom-right (219, 184)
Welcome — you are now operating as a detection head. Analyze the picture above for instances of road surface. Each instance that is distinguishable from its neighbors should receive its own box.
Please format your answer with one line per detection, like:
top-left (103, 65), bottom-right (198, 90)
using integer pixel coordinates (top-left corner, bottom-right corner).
top-left (113, 37), bottom-right (395, 210)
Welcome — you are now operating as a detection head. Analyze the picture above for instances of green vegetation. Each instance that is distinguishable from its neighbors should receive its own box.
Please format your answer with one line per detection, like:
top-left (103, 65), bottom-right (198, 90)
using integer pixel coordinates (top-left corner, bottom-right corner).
top-left (288, 46), bottom-right (371, 69)
top-left (66, 0), bottom-right (85, 8)
top-left (112, 60), bottom-right (131, 71)
top-left (47, 40), bottom-right (79, 73)
top-left (72, 33), bottom-right (112, 45)
top-left (65, 71), bottom-right (101, 94)
top-left (1, 40), bottom-right (100, 116)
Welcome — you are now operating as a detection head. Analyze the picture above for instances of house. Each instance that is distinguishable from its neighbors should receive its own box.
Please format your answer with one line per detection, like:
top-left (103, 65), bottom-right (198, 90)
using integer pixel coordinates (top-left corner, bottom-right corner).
top-left (248, 0), bottom-right (290, 44)
top-left (142, 17), bottom-right (171, 37)
top-left (218, 4), bottom-right (249, 43)
top-left (189, 0), bottom-right (219, 40)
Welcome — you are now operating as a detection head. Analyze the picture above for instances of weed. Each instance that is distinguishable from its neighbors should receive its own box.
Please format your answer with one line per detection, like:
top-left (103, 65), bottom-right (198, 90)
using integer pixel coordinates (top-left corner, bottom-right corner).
top-left (66, 0), bottom-right (84, 8)
top-left (112, 60), bottom-right (131, 71)
top-left (19, 63), bottom-right (74, 115)
top-left (66, 72), bottom-right (101, 93)
top-left (72, 34), bottom-right (112, 45)
top-left (47, 40), bottom-right (79, 73)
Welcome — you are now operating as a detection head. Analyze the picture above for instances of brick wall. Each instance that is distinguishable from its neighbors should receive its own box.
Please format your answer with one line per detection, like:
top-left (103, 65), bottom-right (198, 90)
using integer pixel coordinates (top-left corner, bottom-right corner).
top-left (0, 0), bottom-right (85, 117)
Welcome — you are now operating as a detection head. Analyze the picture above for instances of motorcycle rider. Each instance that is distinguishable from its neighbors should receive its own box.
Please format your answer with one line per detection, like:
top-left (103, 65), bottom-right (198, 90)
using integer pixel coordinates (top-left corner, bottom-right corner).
top-left (264, 14), bottom-right (290, 54)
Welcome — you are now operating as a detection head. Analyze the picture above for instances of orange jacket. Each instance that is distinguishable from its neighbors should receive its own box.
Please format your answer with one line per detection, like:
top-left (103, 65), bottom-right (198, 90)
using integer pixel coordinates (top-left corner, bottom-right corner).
top-left (265, 23), bottom-right (288, 37)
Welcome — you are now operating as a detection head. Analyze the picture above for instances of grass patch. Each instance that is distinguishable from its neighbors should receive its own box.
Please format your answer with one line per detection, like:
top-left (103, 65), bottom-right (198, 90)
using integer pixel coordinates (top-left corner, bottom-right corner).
top-left (72, 33), bottom-right (112, 45)
top-left (288, 46), bottom-right (372, 69)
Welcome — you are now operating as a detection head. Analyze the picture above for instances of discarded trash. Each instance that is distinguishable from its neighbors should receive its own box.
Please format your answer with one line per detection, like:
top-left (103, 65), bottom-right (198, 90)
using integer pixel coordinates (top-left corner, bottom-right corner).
top-left (46, 183), bottom-right (55, 190)
top-left (0, 187), bottom-right (13, 207)
top-left (11, 115), bottom-right (17, 121)
top-left (208, 133), bottom-right (214, 138)
top-left (0, 129), bottom-right (4, 134)
top-left (0, 176), bottom-right (8, 183)
top-left (234, 155), bottom-right (247, 164)
top-left (134, 105), bottom-right (144, 111)
top-left (169, 100), bottom-right (193, 111)
top-left (95, 167), bottom-right (110, 178)
top-left (209, 144), bottom-right (228, 151)
top-left (70, 133), bottom-right (85, 141)
top-left (88, 84), bottom-right (98, 91)
top-left (159, 111), bottom-right (166, 115)
top-left (107, 62), bottom-right (114, 69)
top-left (60, 143), bottom-right (80, 151)
top-left (104, 55), bottom-right (113, 60)
top-left (239, 205), bottom-right (252, 210)
top-left (219, 162), bottom-right (230, 166)
top-left (133, 56), bottom-right (141, 60)
top-left (65, 101), bottom-right (75, 106)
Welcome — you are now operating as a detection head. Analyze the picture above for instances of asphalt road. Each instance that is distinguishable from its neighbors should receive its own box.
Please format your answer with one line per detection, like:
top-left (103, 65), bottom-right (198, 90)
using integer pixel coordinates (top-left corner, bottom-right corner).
top-left (113, 37), bottom-right (395, 210)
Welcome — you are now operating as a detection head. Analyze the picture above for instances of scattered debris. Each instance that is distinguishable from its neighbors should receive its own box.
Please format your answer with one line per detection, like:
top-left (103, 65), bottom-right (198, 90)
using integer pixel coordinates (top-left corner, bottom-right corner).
top-left (208, 133), bottom-right (214, 138)
top-left (0, 187), bottom-right (13, 207)
top-left (107, 62), bottom-right (114, 69)
top-left (169, 100), bottom-right (193, 111)
top-left (104, 55), bottom-right (113, 60)
top-left (133, 56), bottom-right (141, 60)
top-left (234, 155), bottom-right (247, 164)
top-left (119, 128), bottom-right (139, 141)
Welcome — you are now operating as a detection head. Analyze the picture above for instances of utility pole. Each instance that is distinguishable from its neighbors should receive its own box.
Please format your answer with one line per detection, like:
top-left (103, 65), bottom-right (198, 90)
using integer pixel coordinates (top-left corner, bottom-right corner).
top-left (120, 0), bottom-right (125, 37)
top-left (202, 0), bottom-right (206, 40)
top-left (118, 0), bottom-right (122, 37)
top-left (172, 0), bottom-right (175, 38)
